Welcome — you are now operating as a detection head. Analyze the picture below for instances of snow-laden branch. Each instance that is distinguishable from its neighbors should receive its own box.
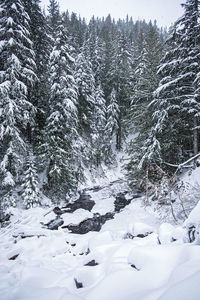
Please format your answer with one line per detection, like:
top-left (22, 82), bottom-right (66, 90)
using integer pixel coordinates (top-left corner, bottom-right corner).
top-left (164, 152), bottom-right (200, 170)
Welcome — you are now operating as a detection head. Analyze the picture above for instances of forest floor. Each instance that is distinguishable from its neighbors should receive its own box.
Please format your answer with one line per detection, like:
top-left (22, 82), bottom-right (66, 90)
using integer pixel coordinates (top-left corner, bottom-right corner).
top-left (1, 156), bottom-right (200, 300)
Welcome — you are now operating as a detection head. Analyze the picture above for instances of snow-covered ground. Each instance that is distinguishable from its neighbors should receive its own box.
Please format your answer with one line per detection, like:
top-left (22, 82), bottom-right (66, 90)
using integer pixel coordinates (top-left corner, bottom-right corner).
top-left (1, 162), bottom-right (200, 300)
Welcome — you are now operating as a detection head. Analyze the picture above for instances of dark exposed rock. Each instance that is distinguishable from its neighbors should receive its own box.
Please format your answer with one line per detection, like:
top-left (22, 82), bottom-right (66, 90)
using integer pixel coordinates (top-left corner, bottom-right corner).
top-left (64, 212), bottom-right (114, 234)
top-left (47, 217), bottom-right (64, 230)
top-left (9, 254), bottom-right (19, 260)
top-left (60, 194), bottom-right (95, 213)
top-left (53, 207), bottom-right (66, 215)
top-left (74, 278), bottom-right (83, 289)
top-left (84, 260), bottom-right (99, 266)
top-left (114, 192), bottom-right (131, 212)
top-left (52, 194), bottom-right (95, 216)
top-left (137, 233), bottom-right (152, 238)
top-left (130, 264), bottom-right (140, 271)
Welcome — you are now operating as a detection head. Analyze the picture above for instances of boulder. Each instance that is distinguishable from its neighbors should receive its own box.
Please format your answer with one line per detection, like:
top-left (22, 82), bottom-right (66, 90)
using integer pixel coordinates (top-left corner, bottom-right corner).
top-left (74, 278), bottom-right (83, 289)
top-left (114, 192), bottom-right (131, 212)
top-left (61, 193), bottom-right (95, 213)
top-left (65, 212), bottom-right (114, 234)
top-left (84, 260), bottom-right (99, 266)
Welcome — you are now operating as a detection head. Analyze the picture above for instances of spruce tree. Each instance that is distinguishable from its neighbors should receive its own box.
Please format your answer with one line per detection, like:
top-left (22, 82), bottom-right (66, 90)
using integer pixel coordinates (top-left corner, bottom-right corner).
top-left (42, 21), bottom-right (78, 196)
top-left (92, 84), bottom-right (107, 166)
top-left (0, 0), bottom-right (36, 196)
top-left (106, 88), bottom-right (119, 137)
top-left (22, 151), bottom-right (40, 208)
top-left (75, 45), bottom-right (96, 135)
top-left (127, 23), bottom-right (163, 182)
top-left (149, 0), bottom-right (200, 169)
top-left (23, 0), bottom-right (51, 139)
top-left (47, 0), bottom-right (60, 39)
top-left (111, 32), bottom-right (133, 150)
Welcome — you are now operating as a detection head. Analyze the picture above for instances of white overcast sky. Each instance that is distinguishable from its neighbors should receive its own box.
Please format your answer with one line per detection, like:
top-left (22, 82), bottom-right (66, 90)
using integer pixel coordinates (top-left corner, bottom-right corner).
top-left (40, 0), bottom-right (185, 27)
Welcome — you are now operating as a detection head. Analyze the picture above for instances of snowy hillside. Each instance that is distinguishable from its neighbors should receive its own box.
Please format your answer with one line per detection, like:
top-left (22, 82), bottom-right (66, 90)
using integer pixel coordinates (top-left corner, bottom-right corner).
top-left (1, 162), bottom-right (200, 300)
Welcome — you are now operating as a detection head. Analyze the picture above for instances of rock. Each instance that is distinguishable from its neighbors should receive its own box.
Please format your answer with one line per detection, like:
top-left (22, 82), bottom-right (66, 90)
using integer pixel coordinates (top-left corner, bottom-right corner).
top-left (74, 278), bottom-right (83, 289)
top-left (65, 212), bottom-right (114, 234)
top-left (114, 192), bottom-right (131, 212)
top-left (84, 260), bottom-right (99, 266)
top-left (8, 254), bottom-right (19, 260)
top-left (47, 217), bottom-right (64, 230)
top-left (130, 264), bottom-right (139, 271)
top-left (53, 207), bottom-right (65, 215)
top-left (61, 194), bottom-right (95, 213)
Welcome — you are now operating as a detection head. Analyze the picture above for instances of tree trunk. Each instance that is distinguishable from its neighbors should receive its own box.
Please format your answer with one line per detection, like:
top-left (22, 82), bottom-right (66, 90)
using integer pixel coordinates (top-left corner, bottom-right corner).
top-left (116, 116), bottom-right (122, 151)
top-left (27, 122), bottom-right (32, 144)
top-left (193, 116), bottom-right (198, 165)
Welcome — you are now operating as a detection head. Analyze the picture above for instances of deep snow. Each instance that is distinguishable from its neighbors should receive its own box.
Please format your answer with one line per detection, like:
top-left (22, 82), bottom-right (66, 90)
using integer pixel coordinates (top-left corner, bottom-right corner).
top-left (1, 161), bottom-right (200, 300)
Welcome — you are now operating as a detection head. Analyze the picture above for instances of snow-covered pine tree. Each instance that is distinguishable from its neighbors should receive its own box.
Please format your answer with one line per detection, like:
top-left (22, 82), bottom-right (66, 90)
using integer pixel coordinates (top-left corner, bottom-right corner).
top-left (0, 0), bottom-right (36, 196)
top-left (22, 0), bottom-right (51, 139)
top-left (75, 44), bottom-right (96, 134)
top-left (104, 88), bottom-right (119, 162)
top-left (177, 0), bottom-right (200, 157)
top-left (110, 32), bottom-right (133, 150)
top-left (42, 21), bottom-right (79, 196)
top-left (106, 88), bottom-right (119, 139)
top-left (74, 45), bottom-right (98, 168)
top-left (148, 0), bottom-right (200, 169)
top-left (126, 23), bottom-right (163, 182)
top-left (91, 84), bottom-right (107, 166)
top-left (47, 0), bottom-right (60, 40)
top-left (22, 151), bottom-right (40, 208)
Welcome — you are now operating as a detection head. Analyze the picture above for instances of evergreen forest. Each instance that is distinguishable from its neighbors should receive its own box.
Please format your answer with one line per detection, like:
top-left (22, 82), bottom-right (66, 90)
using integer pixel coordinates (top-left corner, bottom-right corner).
top-left (0, 0), bottom-right (199, 209)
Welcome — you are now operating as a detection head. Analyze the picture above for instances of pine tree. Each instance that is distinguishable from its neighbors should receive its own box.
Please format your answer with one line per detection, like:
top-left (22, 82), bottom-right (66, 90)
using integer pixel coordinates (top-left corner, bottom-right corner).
top-left (22, 151), bottom-right (40, 208)
top-left (42, 21), bottom-right (78, 195)
top-left (47, 0), bottom-right (60, 39)
top-left (111, 32), bottom-right (133, 150)
top-left (126, 23), bottom-right (163, 181)
top-left (177, 0), bottom-right (200, 157)
top-left (106, 88), bottom-right (119, 138)
top-left (75, 45), bottom-right (96, 135)
top-left (23, 0), bottom-right (51, 139)
top-left (0, 0), bottom-right (36, 195)
top-left (91, 84), bottom-right (107, 166)
top-left (104, 88), bottom-right (119, 162)
top-left (149, 0), bottom-right (200, 169)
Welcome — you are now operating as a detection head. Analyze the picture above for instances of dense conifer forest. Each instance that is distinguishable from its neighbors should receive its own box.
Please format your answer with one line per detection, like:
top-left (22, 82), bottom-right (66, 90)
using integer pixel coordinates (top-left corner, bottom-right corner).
top-left (0, 0), bottom-right (199, 208)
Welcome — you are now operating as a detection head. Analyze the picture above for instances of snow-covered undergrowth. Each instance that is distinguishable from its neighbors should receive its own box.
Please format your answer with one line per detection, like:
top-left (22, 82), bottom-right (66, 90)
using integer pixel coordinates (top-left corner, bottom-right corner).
top-left (149, 165), bottom-right (200, 225)
top-left (1, 162), bottom-right (200, 300)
